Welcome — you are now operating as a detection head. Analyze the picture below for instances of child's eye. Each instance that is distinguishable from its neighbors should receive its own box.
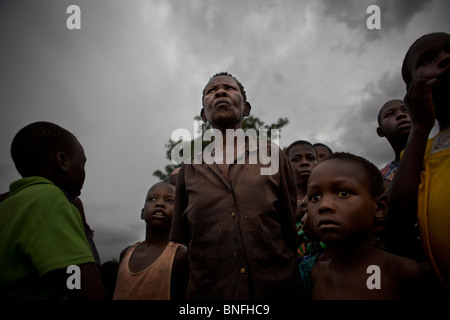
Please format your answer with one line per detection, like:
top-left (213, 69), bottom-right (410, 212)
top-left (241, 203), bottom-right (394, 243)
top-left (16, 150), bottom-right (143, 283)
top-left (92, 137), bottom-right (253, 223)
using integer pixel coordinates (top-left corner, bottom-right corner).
top-left (423, 57), bottom-right (434, 65)
top-left (167, 199), bottom-right (174, 204)
top-left (148, 197), bottom-right (157, 202)
top-left (308, 194), bottom-right (321, 203)
top-left (337, 191), bottom-right (350, 198)
top-left (418, 56), bottom-right (434, 67)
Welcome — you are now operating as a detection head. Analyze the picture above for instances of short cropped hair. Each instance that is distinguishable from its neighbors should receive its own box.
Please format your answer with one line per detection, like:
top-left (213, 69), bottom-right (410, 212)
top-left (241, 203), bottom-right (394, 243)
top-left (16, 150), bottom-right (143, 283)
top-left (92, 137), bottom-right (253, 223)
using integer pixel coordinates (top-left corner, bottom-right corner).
top-left (202, 72), bottom-right (247, 106)
top-left (313, 143), bottom-right (333, 154)
top-left (377, 99), bottom-right (405, 126)
top-left (401, 32), bottom-right (450, 86)
top-left (286, 140), bottom-right (317, 158)
top-left (320, 152), bottom-right (385, 198)
top-left (11, 121), bottom-right (77, 177)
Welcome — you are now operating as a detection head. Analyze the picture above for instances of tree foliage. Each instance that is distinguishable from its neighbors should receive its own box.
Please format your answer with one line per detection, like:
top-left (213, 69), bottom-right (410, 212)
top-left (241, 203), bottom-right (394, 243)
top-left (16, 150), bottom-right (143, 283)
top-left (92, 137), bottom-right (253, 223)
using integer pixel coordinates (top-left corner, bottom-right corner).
top-left (153, 115), bottom-right (289, 181)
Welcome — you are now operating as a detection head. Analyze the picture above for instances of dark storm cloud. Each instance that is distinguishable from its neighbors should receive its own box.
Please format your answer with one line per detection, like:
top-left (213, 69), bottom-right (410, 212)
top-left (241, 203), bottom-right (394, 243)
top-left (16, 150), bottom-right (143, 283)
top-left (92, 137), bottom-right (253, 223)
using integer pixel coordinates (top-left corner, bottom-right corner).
top-left (319, 0), bottom-right (433, 40)
top-left (93, 223), bottom-right (143, 261)
top-left (163, 0), bottom-right (310, 69)
top-left (332, 71), bottom-right (408, 166)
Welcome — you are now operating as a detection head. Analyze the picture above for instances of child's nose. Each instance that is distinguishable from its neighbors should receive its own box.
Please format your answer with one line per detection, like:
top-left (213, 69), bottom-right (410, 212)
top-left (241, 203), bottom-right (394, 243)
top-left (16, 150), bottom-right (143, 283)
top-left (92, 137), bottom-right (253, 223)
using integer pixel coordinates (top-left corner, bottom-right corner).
top-left (155, 200), bottom-right (166, 207)
top-left (300, 159), bottom-right (311, 166)
top-left (318, 196), bottom-right (334, 214)
top-left (396, 112), bottom-right (408, 120)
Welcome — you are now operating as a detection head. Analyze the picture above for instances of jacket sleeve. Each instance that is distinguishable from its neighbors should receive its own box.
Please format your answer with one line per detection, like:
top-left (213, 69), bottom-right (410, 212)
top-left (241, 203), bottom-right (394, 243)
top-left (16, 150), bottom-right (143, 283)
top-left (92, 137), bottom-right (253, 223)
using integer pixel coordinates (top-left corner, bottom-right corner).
top-left (170, 165), bottom-right (190, 246)
top-left (278, 149), bottom-right (299, 255)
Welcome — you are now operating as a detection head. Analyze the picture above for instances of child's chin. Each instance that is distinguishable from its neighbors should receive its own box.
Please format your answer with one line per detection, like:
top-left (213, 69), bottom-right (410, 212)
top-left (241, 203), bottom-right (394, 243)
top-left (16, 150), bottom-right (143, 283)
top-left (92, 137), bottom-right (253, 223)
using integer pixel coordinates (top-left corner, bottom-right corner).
top-left (317, 233), bottom-right (340, 243)
top-left (439, 76), bottom-right (450, 88)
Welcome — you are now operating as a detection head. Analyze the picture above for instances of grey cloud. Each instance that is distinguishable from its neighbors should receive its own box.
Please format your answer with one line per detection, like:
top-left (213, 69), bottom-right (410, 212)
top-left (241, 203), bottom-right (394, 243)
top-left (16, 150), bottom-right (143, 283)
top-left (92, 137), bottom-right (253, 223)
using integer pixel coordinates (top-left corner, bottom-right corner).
top-left (93, 224), bottom-right (143, 262)
top-left (332, 71), bottom-right (406, 167)
top-left (319, 0), bottom-right (433, 41)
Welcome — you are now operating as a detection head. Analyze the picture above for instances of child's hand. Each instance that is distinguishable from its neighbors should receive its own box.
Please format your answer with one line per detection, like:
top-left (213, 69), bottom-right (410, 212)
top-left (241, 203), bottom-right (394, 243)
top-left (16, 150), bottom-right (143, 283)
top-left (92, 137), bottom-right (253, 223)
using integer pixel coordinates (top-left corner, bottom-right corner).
top-left (404, 78), bottom-right (441, 132)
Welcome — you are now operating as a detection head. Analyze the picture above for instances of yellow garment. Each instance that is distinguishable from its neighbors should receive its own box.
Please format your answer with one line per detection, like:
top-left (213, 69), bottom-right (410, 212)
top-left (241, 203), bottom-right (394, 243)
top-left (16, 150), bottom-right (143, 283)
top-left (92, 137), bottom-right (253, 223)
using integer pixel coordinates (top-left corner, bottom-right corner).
top-left (417, 127), bottom-right (450, 289)
top-left (113, 241), bottom-right (181, 300)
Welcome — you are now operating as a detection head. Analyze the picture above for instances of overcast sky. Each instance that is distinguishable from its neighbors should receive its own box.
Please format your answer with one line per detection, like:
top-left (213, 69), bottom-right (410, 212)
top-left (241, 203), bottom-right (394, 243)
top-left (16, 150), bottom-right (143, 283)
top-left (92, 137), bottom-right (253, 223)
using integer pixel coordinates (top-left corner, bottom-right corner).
top-left (1, 0), bottom-right (449, 262)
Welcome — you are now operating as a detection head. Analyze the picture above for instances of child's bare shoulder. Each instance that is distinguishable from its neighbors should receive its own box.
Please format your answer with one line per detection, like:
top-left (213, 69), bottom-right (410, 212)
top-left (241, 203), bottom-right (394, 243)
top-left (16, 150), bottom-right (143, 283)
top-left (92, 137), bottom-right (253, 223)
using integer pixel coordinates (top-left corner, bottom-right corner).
top-left (376, 249), bottom-right (424, 280)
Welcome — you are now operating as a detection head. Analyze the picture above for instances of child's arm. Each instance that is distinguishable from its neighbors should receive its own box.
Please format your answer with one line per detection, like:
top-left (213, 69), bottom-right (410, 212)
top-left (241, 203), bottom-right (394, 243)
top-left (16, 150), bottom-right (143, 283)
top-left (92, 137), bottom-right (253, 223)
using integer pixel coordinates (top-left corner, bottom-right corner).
top-left (78, 263), bottom-right (108, 299)
top-left (387, 79), bottom-right (438, 228)
top-left (42, 263), bottom-right (107, 300)
top-left (170, 165), bottom-right (189, 244)
top-left (170, 245), bottom-right (189, 300)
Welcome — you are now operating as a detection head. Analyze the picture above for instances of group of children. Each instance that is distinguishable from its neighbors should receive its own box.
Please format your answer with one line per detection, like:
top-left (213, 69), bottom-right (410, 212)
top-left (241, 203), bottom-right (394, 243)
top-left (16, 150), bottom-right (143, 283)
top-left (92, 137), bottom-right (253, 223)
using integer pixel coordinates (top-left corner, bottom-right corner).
top-left (1, 32), bottom-right (449, 300)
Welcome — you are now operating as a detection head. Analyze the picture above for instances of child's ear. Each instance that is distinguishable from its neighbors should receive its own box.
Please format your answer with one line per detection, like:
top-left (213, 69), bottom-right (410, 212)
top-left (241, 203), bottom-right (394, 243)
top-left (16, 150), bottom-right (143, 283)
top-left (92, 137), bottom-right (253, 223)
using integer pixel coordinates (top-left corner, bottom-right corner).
top-left (55, 152), bottom-right (69, 172)
top-left (200, 108), bottom-right (208, 122)
top-left (243, 102), bottom-right (251, 117)
top-left (374, 193), bottom-right (388, 223)
top-left (140, 208), bottom-right (144, 220)
top-left (376, 126), bottom-right (385, 138)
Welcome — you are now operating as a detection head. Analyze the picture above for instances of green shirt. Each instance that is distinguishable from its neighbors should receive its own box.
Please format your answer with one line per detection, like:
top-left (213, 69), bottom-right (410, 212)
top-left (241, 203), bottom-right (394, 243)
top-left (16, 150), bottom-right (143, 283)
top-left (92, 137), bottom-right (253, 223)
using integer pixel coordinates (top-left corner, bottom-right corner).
top-left (0, 176), bottom-right (94, 299)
